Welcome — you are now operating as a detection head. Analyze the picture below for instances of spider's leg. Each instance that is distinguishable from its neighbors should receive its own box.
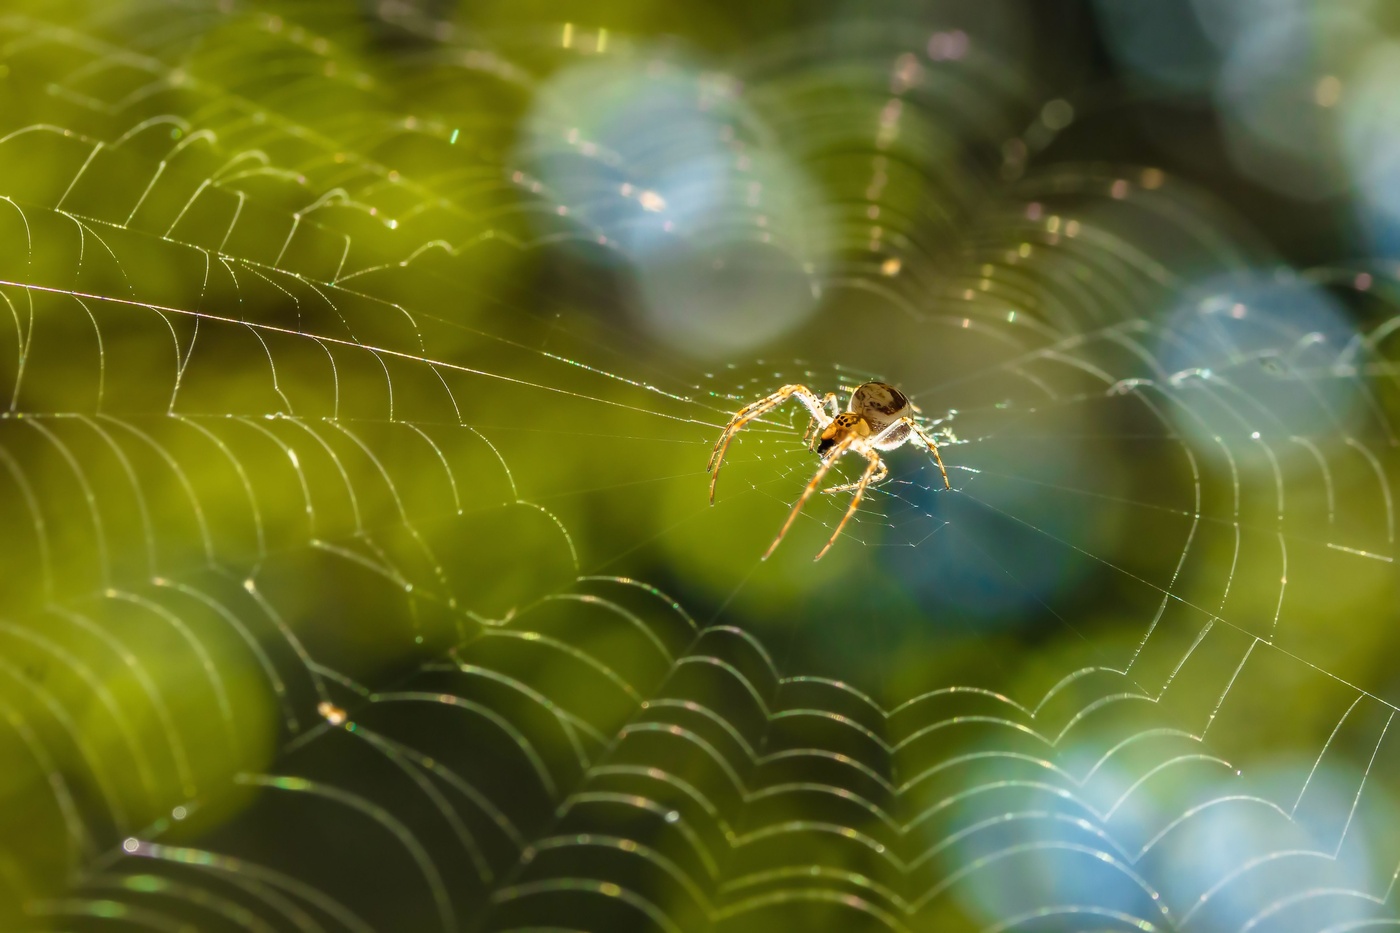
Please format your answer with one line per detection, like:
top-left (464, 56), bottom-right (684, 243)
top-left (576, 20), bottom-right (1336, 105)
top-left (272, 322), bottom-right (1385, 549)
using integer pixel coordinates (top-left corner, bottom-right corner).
top-left (708, 386), bottom-right (801, 501)
top-left (708, 385), bottom-right (829, 503)
top-left (820, 456), bottom-right (888, 494)
top-left (814, 447), bottom-right (884, 561)
top-left (762, 436), bottom-right (853, 560)
top-left (802, 394), bottom-right (841, 450)
top-left (867, 416), bottom-right (910, 445)
top-left (906, 418), bottom-right (951, 490)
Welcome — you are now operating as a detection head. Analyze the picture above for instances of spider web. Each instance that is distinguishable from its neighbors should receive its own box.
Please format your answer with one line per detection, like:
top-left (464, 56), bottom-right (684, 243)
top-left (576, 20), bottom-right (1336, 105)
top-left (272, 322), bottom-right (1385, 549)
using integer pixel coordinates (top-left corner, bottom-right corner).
top-left (0, 2), bottom-right (1398, 932)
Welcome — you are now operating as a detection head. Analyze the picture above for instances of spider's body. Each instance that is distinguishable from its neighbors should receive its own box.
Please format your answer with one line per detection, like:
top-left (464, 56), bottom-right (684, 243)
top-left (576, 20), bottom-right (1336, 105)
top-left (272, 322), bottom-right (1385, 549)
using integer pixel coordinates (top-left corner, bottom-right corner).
top-left (817, 383), bottom-right (912, 453)
top-left (708, 380), bottom-right (951, 560)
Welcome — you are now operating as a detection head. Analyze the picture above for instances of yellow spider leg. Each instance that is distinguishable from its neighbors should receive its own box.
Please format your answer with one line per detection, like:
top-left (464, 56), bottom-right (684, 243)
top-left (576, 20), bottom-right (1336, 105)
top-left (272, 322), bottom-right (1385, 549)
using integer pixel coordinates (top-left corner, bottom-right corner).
top-left (908, 418), bottom-right (951, 490)
top-left (801, 393), bottom-right (841, 451)
top-left (708, 385), bottom-right (824, 503)
top-left (820, 457), bottom-right (888, 494)
top-left (762, 435), bottom-right (854, 560)
top-left (707, 389), bottom-right (797, 503)
top-left (814, 448), bottom-right (884, 561)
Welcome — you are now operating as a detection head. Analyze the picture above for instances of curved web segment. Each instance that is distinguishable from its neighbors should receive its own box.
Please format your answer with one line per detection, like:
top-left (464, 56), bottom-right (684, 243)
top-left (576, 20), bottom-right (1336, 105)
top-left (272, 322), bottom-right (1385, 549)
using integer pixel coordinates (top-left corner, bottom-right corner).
top-left (0, 2), bottom-right (1397, 932)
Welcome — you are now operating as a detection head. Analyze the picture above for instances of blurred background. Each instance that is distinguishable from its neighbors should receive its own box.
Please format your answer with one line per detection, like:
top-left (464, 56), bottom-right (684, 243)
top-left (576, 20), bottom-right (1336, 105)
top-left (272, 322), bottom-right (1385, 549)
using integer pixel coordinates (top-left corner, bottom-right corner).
top-left (0, 0), bottom-right (1398, 930)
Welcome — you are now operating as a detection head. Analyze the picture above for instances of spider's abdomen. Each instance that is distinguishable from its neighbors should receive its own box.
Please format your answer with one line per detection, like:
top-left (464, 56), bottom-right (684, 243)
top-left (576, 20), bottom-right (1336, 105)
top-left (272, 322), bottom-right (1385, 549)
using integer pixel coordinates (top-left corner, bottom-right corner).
top-left (850, 382), bottom-right (910, 432)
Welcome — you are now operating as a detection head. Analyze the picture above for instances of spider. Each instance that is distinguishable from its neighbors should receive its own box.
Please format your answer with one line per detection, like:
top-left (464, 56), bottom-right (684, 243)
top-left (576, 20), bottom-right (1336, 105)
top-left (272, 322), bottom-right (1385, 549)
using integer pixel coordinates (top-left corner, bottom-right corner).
top-left (707, 381), bottom-right (951, 561)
